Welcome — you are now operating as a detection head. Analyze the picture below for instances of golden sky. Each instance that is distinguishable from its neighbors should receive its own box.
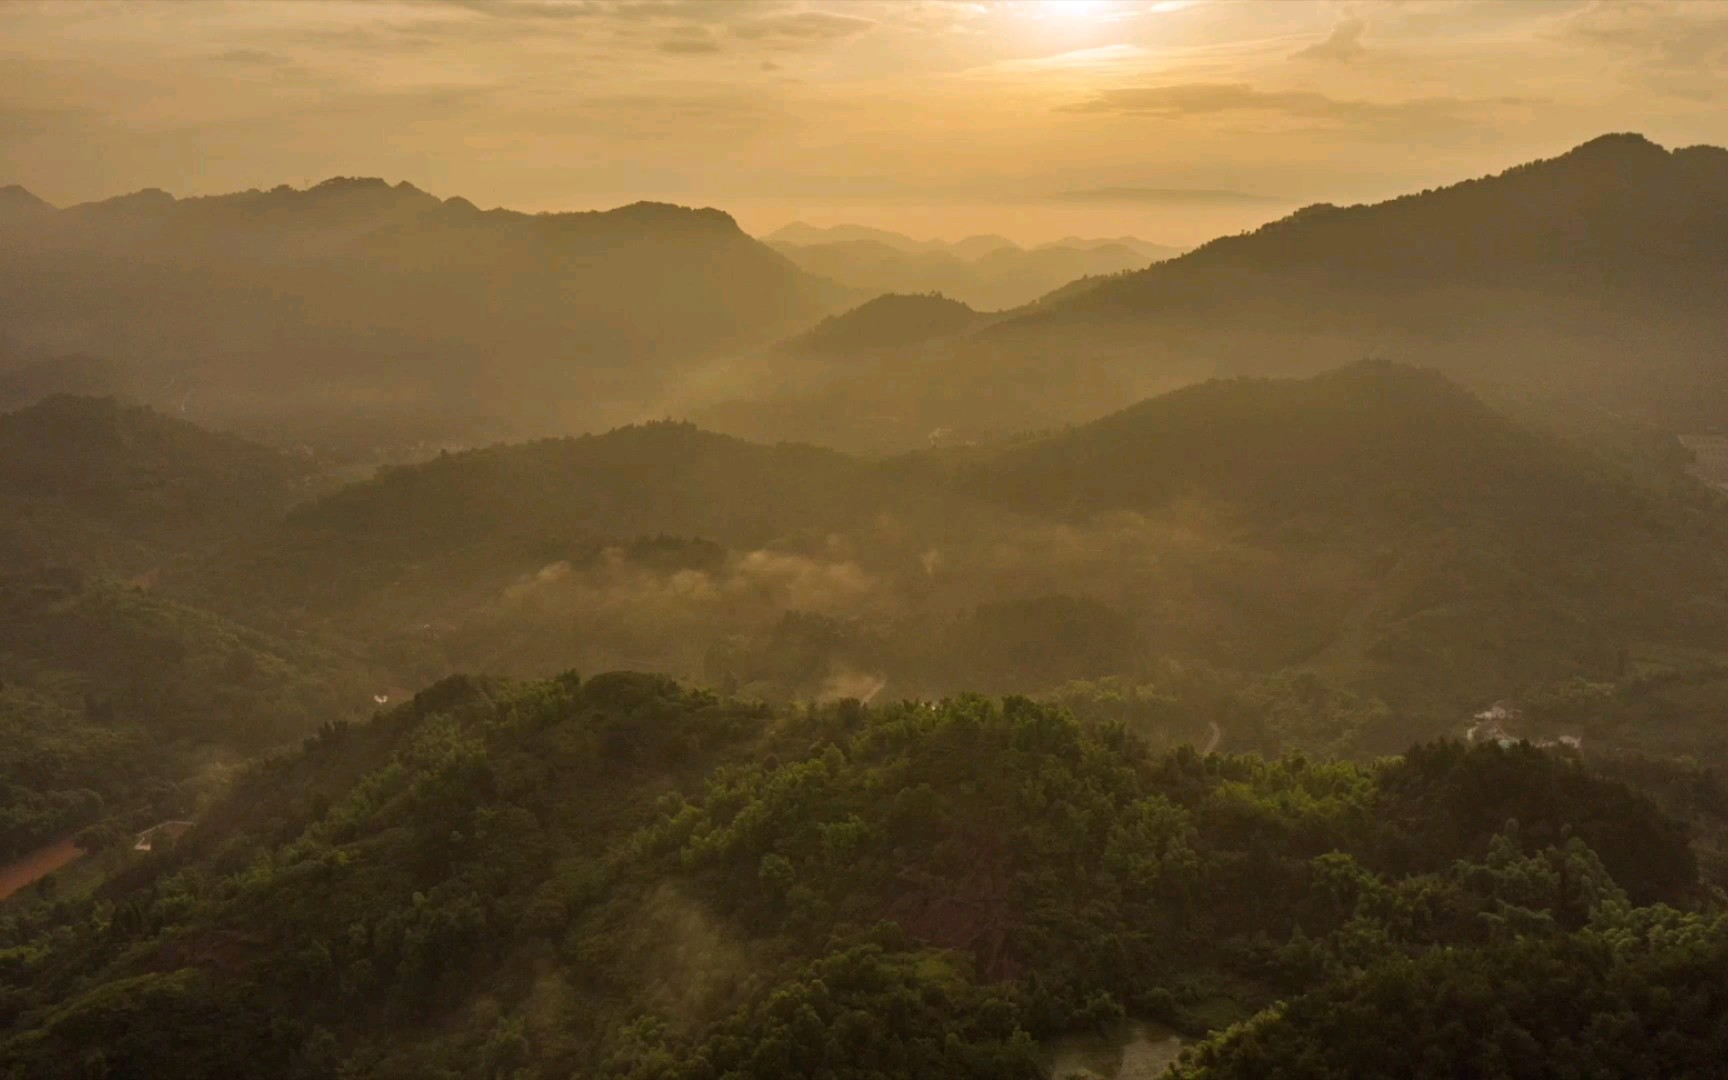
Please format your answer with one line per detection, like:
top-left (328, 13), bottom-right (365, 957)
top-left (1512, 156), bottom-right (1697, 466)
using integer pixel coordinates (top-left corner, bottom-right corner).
top-left (4, 0), bottom-right (1728, 244)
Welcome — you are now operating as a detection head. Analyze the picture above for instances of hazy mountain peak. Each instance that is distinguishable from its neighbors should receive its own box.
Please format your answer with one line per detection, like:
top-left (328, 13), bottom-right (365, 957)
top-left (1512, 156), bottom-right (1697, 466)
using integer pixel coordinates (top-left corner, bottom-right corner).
top-left (106, 187), bottom-right (176, 208)
top-left (764, 220), bottom-right (929, 253)
top-left (312, 175), bottom-right (394, 192)
top-left (0, 184), bottom-right (53, 213)
top-left (1562, 131), bottom-right (1667, 163)
top-left (578, 200), bottom-right (743, 235)
top-left (1042, 131), bottom-right (1727, 318)
top-left (950, 233), bottom-right (1020, 259)
top-left (788, 291), bottom-right (980, 353)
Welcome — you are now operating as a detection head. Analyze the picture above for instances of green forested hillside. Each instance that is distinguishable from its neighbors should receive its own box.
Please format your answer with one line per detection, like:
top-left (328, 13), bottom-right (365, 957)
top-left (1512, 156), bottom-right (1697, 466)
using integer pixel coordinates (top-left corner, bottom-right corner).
top-left (0, 571), bottom-right (376, 858)
top-left (968, 362), bottom-right (1728, 720)
top-left (0, 398), bottom-right (370, 858)
top-left (1172, 916), bottom-right (1728, 1079)
top-left (190, 363), bottom-right (1728, 757)
top-left (0, 673), bottom-right (1714, 1078)
top-left (0, 395), bottom-right (305, 577)
top-left (9, 367), bottom-right (1728, 1079)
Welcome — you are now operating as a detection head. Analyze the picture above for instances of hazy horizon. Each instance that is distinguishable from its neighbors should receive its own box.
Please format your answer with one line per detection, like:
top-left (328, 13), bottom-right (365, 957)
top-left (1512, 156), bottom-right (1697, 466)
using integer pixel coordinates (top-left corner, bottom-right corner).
top-left (12, 5), bottom-right (1728, 1077)
top-left (7, 0), bottom-right (1728, 246)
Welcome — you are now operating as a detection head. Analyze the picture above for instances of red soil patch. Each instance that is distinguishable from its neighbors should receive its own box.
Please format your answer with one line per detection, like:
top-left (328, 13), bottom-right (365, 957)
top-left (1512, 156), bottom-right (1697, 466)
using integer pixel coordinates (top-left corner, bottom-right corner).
top-left (0, 836), bottom-right (84, 900)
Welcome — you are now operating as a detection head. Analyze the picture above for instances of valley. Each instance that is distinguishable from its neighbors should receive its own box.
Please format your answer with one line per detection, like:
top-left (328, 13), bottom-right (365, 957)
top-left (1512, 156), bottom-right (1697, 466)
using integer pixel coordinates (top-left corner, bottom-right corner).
top-left (5, 17), bottom-right (1728, 1066)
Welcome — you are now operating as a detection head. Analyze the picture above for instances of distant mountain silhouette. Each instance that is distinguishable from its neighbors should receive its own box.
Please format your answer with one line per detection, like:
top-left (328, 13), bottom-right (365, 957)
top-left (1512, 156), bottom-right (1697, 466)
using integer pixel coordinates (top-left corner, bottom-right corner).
top-left (0, 179), bottom-right (846, 448)
top-left (1010, 133), bottom-right (1728, 421)
top-left (0, 353), bottom-right (131, 411)
top-left (725, 134), bottom-right (1728, 450)
top-left (1047, 186), bottom-right (1279, 205)
top-left (0, 184), bottom-right (53, 222)
top-left (763, 222), bottom-right (1176, 310)
top-left (217, 361), bottom-right (1728, 714)
top-left (975, 361), bottom-right (1647, 526)
top-left (786, 293), bottom-right (983, 354)
top-left (0, 395), bottom-right (302, 575)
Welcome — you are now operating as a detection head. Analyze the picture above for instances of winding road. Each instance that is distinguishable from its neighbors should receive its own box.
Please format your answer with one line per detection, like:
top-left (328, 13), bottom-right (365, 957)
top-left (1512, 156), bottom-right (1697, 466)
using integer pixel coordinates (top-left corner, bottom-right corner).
top-left (1202, 722), bottom-right (1222, 755)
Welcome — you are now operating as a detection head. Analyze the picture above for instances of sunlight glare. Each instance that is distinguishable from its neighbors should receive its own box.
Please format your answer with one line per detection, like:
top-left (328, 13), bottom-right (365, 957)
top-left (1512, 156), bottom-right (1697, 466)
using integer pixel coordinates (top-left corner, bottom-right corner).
top-left (1034, 0), bottom-right (1112, 21)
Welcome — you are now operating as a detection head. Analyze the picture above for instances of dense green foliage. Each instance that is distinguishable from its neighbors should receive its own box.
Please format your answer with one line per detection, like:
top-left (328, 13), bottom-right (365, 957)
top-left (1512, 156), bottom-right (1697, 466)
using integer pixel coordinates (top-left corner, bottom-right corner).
top-left (0, 570), bottom-right (375, 857)
top-left (1175, 909), bottom-right (1728, 1080)
top-left (184, 362), bottom-right (1728, 760)
top-left (8, 136), bottom-right (1728, 1078)
top-left (0, 395), bottom-right (303, 577)
top-left (0, 675), bottom-right (1717, 1078)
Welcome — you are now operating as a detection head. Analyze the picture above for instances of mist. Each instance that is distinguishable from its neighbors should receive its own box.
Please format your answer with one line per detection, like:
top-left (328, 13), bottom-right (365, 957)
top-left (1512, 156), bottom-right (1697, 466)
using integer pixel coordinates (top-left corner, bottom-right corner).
top-left (7, 3), bottom-right (1728, 1079)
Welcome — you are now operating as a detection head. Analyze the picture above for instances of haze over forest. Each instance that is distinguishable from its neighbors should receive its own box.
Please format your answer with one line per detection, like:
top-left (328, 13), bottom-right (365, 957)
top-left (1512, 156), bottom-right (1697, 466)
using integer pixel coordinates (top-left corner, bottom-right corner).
top-left (7, 3), bottom-right (1728, 1079)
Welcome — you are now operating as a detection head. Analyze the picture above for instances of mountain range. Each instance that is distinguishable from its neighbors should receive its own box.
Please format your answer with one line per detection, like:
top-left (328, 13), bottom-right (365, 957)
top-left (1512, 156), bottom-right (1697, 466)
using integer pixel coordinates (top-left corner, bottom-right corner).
top-left (703, 134), bottom-right (1728, 453)
top-left (8, 133), bottom-right (1724, 464)
top-left (117, 360), bottom-right (1720, 759)
top-left (761, 221), bottom-right (1176, 309)
top-left (8, 361), bottom-right (1728, 1075)
top-left (0, 179), bottom-right (845, 452)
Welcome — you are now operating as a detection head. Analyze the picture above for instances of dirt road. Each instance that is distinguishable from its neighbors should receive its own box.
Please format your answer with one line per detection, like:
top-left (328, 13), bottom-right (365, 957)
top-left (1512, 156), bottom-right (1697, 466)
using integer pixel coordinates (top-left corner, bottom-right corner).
top-left (0, 837), bottom-right (83, 900)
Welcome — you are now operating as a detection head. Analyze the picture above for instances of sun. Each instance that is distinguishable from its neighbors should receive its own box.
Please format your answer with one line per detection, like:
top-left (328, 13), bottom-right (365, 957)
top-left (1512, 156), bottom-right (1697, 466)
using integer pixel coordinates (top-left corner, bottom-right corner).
top-left (1034, 0), bottom-right (1113, 21)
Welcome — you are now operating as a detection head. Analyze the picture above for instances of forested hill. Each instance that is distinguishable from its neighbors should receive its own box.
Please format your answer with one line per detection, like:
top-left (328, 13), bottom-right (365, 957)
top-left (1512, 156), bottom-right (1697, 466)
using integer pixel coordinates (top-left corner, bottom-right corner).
top-left (972, 361), bottom-right (1696, 531)
top-left (0, 395), bottom-right (306, 576)
top-left (1061, 133), bottom-right (1728, 309)
top-left (969, 362), bottom-right (1728, 717)
top-left (225, 421), bottom-right (939, 612)
top-left (785, 293), bottom-right (983, 354)
top-left (0, 179), bottom-right (845, 448)
top-left (0, 397), bottom-right (374, 861)
top-left (192, 362), bottom-right (1728, 750)
top-left (0, 572), bottom-right (377, 861)
top-left (702, 134), bottom-right (1728, 451)
top-left (1000, 132), bottom-right (1728, 423)
top-left (0, 672), bottom-right (1717, 1078)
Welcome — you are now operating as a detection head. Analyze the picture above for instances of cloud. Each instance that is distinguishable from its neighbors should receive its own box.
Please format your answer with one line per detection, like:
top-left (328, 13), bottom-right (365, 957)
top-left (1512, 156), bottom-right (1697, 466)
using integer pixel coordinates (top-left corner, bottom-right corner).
top-left (212, 48), bottom-right (293, 67)
top-left (414, 0), bottom-right (642, 19)
top-left (1048, 187), bottom-right (1282, 205)
top-left (658, 25), bottom-right (720, 54)
top-left (982, 44), bottom-right (1152, 75)
top-left (1292, 14), bottom-right (1367, 62)
top-left (660, 37), bottom-right (720, 54)
top-left (1058, 82), bottom-right (1534, 134)
top-left (733, 10), bottom-right (875, 42)
top-left (1562, 0), bottom-right (1728, 99)
top-left (0, 105), bottom-right (101, 140)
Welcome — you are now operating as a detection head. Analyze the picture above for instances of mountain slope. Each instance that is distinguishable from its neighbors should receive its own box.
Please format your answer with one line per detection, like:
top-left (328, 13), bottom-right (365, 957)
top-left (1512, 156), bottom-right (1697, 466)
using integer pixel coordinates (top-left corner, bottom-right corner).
top-left (0, 396), bottom-right (306, 577)
top-left (968, 362), bottom-right (1728, 716)
top-left (785, 293), bottom-right (984, 354)
top-left (194, 364), bottom-right (1728, 747)
top-left (764, 223), bottom-right (1172, 310)
top-left (972, 362), bottom-right (1666, 528)
top-left (722, 134), bottom-right (1728, 451)
top-left (0, 677), bottom-right (1710, 1079)
top-left (0, 180), bottom-right (845, 448)
top-left (1005, 133), bottom-right (1728, 422)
